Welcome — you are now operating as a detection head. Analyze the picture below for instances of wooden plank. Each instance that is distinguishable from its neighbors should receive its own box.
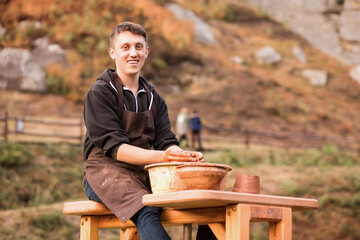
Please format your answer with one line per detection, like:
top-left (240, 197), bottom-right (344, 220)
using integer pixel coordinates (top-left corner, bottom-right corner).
top-left (97, 207), bottom-right (226, 229)
top-left (226, 204), bottom-right (251, 240)
top-left (80, 216), bottom-right (99, 240)
top-left (250, 205), bottom-right (282, 222)
top-left (143, 190), bottom-right (318, 211)
top-left (208, 223), bottom-right (226, 240)
top-left (63, 201), bottom-right (113, 216)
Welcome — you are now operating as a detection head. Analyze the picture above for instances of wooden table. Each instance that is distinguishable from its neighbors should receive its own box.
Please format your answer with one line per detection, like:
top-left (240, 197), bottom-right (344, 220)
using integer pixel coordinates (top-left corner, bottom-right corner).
top-left (142, 190), bottom-right (318, 240)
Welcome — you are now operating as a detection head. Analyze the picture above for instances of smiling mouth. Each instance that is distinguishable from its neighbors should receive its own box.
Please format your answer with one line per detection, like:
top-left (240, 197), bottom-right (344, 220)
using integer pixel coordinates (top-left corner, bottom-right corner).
top-left (127, 60), bottom-right (139, 64)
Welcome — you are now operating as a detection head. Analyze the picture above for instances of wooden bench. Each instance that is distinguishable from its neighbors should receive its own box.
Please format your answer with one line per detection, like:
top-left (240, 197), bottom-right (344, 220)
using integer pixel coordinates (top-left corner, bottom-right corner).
top-left (62, 200), bottom-right (226, 240)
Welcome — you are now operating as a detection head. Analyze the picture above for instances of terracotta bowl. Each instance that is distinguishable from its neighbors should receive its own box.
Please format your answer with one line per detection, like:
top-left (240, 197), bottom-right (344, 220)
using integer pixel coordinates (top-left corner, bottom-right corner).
top-left (177, 163), bottom-right (232, 191)
top-left (145, 162), bottom-right (186, 193)
top-left (145, 162), bottom-right (232, 193)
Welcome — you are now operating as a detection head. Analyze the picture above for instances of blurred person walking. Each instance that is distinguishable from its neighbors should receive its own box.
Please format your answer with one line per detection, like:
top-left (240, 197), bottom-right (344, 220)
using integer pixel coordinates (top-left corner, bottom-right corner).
top-left (176, 107), bottom-right (190, 147)
top-left (190, 109), bottom-right (203, 150)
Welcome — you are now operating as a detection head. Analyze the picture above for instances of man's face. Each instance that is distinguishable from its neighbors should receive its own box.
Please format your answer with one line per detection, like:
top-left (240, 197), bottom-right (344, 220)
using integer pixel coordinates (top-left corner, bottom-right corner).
top-left (109, 31), bottom-right (149, 77)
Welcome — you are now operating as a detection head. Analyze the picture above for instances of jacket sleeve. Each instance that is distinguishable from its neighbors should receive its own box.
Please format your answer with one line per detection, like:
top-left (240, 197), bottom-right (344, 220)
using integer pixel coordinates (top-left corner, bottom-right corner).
top-left (152, 90), bottom-right (179, 150)
top-left (84, 83), bottom-right (129, 159)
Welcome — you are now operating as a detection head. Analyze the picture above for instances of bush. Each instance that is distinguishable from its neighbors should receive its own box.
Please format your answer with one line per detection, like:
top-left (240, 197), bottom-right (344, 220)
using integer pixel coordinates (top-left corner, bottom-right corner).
top-left (0, 142), bottom-right (32, 168)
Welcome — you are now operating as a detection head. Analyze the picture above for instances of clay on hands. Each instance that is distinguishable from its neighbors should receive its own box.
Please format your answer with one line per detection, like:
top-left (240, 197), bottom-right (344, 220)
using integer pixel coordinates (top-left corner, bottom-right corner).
top-left (163, 149), bottom-right (204, 162)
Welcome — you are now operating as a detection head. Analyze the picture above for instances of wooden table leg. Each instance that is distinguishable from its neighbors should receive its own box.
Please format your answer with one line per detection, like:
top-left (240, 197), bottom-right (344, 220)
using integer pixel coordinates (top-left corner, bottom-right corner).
top-left (120, 227), bottom-right (140, 240)
top-left (81, 216), bottom-right (99, 240)
top-left (269, 207), bottom-right (292, 240)
top-left (183, 224), bottom-right (192, 240)
top-left (226, 204), bottom-right (251, 240)
top-left (208, 223), bottom-right (226, 240)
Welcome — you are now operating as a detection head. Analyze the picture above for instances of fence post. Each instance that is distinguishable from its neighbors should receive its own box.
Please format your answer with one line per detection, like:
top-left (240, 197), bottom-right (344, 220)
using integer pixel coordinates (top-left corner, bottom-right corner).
top-left (357, 133), bottom-right (360, 159)
top-left (79, 117), bottom-right (84, 145)
top-left (244, 128), bottom-right (250, 149)
top-left (4, 111), bottom-right (8, 142)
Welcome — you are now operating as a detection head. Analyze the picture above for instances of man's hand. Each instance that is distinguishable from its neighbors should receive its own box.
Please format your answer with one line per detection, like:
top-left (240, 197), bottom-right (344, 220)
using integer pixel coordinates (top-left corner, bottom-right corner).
top-left (162, 149), bottom-right (204, 162)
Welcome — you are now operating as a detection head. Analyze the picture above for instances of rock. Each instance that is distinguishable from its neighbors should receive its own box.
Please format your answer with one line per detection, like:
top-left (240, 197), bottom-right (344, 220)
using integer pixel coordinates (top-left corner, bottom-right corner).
top-left (231, 56), bottom-right (244, 64)
top-left (32, 37), bottom-right (68, 68)
top-left (344, 0), bottom-right (360, 10)
top-left (254, 46), bottom-right (281, 64)
top-left (349, 65), bottom-right (360, 84)
top-left (166, 3), bottom-right (217, 44)
top-left (301, 69), bottom-right (328, 86)
top-left (339, 10), bottom-right (360, 41)
top-left (292, 46), bottom-right (307, 63)
top-left (303, 0), bottom-right (328, 12)
top-left (289, 14), bottom-right (342, 58)
top-left (18, 20), bottom-right (42, 30)
top-left (0, 23), bottom-right (6, 38)
top-left (0, 48), bottom-right (46, 92)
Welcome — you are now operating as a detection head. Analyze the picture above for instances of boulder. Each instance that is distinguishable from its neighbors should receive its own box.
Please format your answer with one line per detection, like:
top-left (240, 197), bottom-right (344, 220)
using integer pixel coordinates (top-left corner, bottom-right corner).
top-left (0, 48), bottom-right (46, 92)
top-left (254, 46), bottom-right (282, 64)
top-left (301, 69), bottom-right (328, 86)
top-left (32, 37), bottom-right (68, 68)
top-left (292, 46), bottom-right (307, 63)
top-left (339, 10), bottom-right (360, 41)
top-left (344, 0), bottom-right (360, 10)
top-left (349, 65), bottom-right (360, 84)
top-left (166, 3), bottom-right (217, 44)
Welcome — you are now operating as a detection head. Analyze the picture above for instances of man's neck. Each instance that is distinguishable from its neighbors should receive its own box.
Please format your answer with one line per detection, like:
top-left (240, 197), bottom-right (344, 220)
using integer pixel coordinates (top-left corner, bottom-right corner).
top-left (117, 71), bottom-right (139, 95)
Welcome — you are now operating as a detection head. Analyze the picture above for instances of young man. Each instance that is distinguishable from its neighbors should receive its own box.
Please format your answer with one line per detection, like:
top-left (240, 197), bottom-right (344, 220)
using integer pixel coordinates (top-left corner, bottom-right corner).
top-left (82, 22), bottom-right (211, 239)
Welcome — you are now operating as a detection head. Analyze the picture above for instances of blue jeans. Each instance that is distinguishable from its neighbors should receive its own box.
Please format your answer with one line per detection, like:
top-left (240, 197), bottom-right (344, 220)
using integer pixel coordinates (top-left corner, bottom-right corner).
top-left (84, 180), bottom-right (170, 240)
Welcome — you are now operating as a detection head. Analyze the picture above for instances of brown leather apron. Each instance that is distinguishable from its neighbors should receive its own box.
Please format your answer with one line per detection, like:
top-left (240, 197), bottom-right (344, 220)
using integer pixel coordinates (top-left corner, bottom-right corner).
top-left (85, 75), bottom-right (157, 223)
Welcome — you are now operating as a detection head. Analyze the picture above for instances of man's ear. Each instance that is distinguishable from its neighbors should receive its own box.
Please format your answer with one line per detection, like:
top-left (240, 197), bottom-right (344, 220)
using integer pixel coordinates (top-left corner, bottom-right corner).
top-left (109, 48), bottom-right (115, 59)
top-left (145, 46), bottom-right (150, 59)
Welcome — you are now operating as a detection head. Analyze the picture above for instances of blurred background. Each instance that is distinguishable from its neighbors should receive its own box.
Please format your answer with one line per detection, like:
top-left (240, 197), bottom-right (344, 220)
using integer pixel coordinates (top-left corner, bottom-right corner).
top-left (0, 0), bottom-right (360, 239)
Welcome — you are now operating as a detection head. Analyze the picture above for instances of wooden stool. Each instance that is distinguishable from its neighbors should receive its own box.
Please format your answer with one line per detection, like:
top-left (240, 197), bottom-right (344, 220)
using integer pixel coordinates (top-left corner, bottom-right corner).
top-left (62, 200), bottom-right (225, 240)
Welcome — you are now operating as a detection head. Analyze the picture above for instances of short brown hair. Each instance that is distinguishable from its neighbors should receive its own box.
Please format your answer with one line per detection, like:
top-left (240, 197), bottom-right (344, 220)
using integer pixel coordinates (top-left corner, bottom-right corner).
top-left (109, 22), bottom-right (147, 48)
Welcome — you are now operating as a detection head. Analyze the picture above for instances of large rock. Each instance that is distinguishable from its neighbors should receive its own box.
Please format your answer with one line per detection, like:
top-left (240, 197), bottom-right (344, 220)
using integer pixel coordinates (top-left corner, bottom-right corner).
top-left (339, 10), bottom-right (360, 42)
top-left (301, 69), bottom-right (328, 86)
top-left (32, 37), bottom-right (68, 68)
top-left (0, 37), bottom-right (67, 92)
top-left (349, 65), bottom-right (360, 84)
top-left (0, 48), bottom-right (46, 92)
top-left (288, 14), bottom-right (342, 58)
top-left (166, 3), bottom-right (217, 44)
top-left (254, 46), bottom-right (282, 64)
top-left (344, 0), bottom-right (360, 10)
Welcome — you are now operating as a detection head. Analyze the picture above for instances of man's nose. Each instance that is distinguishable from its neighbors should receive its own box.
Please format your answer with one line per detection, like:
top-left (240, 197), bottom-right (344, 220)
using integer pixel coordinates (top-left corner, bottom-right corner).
top-left (129, 47), bottom-right (138, 56)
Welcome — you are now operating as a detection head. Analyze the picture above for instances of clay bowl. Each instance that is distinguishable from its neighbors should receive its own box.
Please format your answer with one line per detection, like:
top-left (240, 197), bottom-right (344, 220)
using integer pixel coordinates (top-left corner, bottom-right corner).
top-left (145, 162), bottom-right (232, 193)
top-left (145, 162), bottom-right (186, 193)
top-left (176, 163), bottom-right (232, 191)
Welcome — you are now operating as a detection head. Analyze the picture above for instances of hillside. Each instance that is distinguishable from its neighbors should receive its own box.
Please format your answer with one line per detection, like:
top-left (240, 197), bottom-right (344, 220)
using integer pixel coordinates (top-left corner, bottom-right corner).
top-left (0, 0), bottom-right (359, 138)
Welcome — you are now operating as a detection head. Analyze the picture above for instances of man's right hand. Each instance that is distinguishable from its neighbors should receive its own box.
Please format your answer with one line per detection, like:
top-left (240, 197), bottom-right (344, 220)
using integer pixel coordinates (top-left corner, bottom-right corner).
top-left (162, 149), bottom-right (204, 162)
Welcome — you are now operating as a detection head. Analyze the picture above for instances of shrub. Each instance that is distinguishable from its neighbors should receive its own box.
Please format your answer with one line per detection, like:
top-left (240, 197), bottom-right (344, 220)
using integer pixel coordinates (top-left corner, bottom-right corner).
top-left (0, 142), bottom-right (32, 168)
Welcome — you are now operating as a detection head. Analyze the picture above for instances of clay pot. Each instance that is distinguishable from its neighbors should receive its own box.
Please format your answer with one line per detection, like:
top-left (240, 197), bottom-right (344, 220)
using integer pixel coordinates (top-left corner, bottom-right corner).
top-left (145, 162), bottom-right (232, 193)
top-left (145, 162), bottom-right (186, 193)
top-left (177, 163), bottom-right (232, 191)
top-left (232, 174), bottom-right (260, 194)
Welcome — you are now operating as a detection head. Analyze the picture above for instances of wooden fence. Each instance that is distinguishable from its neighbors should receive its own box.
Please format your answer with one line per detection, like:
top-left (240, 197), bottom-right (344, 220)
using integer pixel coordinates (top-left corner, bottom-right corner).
top-left (202, 124), bottom-right (360, 157)
top-left (0, 111), bottom-right (359, 157)
top-left (0, 112), bottom-right (83, 144)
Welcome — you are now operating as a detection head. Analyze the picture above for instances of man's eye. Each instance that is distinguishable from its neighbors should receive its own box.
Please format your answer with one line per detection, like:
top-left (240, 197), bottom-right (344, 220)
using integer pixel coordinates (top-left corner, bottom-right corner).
top-left (136, 45), bottom-right (143, 49)
top-left (122, 46), bottom-right (129, 50)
